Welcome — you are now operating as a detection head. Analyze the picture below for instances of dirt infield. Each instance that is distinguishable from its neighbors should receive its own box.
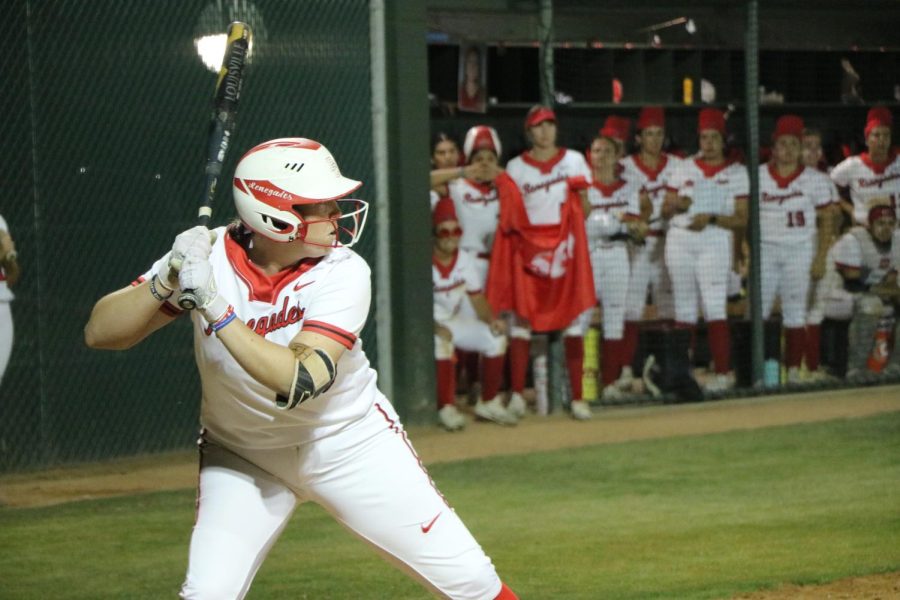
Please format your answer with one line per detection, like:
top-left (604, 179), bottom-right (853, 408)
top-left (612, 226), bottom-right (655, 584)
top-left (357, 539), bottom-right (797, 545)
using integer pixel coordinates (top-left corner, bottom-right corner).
top-left (2, 385), bottom-right (899, 598)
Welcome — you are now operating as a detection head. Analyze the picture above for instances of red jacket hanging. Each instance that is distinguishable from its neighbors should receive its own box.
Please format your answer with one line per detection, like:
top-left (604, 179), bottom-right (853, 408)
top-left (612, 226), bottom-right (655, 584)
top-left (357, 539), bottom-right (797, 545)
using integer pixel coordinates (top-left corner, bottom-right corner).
top-left (485, 172), bottom-right (596, 332)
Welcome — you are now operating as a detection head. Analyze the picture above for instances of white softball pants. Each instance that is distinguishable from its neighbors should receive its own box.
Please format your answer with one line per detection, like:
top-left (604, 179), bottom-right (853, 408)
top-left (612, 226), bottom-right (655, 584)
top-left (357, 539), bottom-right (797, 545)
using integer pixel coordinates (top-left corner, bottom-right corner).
top-left (0, 302), bottom-right (11, 386)
top-left (760, 239), bottom-right (814, 327)
top-left (434, 314), bottom-right (508, 360)
top-left (590, 243), bottom-right (629, 339)
top-left (625, 236), bottom-right (674, 320)
top-left (180, 400), bottom-right (502, 600)
top-left (665, 227), bottom-right (731, 324)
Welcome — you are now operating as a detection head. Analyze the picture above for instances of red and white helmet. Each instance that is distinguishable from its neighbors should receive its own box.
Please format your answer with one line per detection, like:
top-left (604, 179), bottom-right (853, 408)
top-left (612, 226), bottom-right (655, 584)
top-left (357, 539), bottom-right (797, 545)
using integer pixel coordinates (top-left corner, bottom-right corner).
top-left (463, 125), bottom-right (502, 164)
top-left (232, 138), bottom-right (368, 246)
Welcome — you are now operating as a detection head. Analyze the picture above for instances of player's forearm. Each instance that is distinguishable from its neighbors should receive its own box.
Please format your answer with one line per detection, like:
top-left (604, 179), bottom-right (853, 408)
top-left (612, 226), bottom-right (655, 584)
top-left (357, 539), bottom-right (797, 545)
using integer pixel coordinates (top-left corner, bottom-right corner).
top-left (84, 282), bottom-right (173, 349)
top-left (470, 294), bottom-right (495, 324)
top-left (430, 166), bottom-right (466, 190)
top-left (215, 321), bottom-right (296, 396)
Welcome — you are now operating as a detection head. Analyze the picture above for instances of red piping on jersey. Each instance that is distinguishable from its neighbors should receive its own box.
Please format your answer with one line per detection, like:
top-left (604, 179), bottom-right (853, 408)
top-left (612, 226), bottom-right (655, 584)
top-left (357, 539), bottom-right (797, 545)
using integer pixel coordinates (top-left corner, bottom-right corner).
top-left (632, 153), bottom-right (669, 181)
top-left (591, 179), bottom-right (627, 197)
top-left (225, 234), bottom-right (322, 304)
top-left (767, 162), bottom-right (805, 189)
top-left (520, 148), bottom-right (567, 174)
top-left (374, 402), bottom-right (451, 509)
top-left (859, 150), bottom-right (899, 175)
top-left (302, 319), bottom-right (357, 349)
top-left (432, 250), bottom-right (459, 279)
top-left (694, 158), bottom-right (733, 179)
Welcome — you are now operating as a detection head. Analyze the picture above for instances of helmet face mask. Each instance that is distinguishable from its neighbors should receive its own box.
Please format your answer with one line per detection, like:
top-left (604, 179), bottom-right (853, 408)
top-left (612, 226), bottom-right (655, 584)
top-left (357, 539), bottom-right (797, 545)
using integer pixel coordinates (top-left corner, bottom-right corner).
top-left (233, 138), bottom-right (368, 246)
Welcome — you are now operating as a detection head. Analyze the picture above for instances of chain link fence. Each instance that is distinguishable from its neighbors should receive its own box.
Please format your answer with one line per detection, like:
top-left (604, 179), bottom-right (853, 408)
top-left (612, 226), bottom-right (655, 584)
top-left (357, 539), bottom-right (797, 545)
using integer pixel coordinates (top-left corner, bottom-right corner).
top-left (0, 0), bottom-right (375, 472)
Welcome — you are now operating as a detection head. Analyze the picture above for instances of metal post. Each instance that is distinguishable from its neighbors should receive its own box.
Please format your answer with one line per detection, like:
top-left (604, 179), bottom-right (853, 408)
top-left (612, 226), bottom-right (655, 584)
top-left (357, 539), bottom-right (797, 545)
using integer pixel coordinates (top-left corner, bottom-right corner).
top-left (538, 0), bottom-right (554, 106)
top-left (744, 0), bottom-right (765, 386)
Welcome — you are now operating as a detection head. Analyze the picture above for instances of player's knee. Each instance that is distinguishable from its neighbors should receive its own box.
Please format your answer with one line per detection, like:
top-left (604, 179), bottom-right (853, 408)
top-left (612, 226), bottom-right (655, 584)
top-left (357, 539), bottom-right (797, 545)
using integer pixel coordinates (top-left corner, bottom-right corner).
top-left (434, 335), bottom-right (455, 360)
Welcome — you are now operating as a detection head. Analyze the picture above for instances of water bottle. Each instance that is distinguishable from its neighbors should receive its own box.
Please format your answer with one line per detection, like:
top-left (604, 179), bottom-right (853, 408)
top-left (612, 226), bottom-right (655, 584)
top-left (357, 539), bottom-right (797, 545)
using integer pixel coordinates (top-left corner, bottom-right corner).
top-left (764, 359), bottom-right (780, 387)
top-left (866, 315), bottom-right (894, 373)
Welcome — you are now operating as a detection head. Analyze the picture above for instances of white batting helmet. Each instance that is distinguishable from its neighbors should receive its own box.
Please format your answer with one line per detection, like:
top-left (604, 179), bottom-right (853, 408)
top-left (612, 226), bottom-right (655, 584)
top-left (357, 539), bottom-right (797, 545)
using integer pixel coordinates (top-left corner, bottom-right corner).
top-left (463, 125), bottom-right (502, 164)
top-left (232, 138), bottom-right (368, 246)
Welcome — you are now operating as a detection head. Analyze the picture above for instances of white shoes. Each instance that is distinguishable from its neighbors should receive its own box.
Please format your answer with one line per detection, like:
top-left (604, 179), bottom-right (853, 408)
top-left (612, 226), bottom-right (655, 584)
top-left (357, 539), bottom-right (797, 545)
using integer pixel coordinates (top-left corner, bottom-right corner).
top-left (600, 385), bottom-right (625, 402)
top-left (786, 367), bottom-right (802, 385)
top-left (703, 373), bottom-right (733, 393)
top-left (570, 399), bottom-right (593, 420)
top-left (474, 396), bottom-right (518, 426)
top-left (438, 405), bottom-right (466, 431)
top-left (615, 366), bottom-right (635, 391)
top-left (507, 392), bottom-right (528, 419)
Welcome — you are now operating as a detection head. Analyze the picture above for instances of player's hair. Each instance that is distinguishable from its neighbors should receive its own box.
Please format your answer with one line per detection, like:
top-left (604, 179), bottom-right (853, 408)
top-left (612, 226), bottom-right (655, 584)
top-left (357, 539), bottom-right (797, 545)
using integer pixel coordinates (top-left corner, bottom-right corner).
top-left (802, 127), bottom-right (822, 139)
top-left (431, 132), bottom-right (459, 155)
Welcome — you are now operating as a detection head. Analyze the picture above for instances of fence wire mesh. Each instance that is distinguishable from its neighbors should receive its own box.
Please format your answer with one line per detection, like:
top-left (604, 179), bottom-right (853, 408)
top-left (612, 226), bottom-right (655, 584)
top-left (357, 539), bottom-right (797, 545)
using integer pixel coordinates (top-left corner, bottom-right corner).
top-left (0, 0), bottom-right (374, 472)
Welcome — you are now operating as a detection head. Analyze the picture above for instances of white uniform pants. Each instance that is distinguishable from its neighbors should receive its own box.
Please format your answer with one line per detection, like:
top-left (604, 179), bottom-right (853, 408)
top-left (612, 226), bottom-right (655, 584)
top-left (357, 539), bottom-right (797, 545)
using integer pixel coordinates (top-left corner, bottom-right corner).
top-left (761, 239), bottom-right (814, 327)
top-left (434, 314), bottom-right (507, 360)
top-left (0, 302), bottom-right (12, 386)
top-left (665, 227), bottom-right (731, 324)
top-left (625, 235), bottom-right (673, 320)
top-left (590, 243), bottom-right (629, 339)
top-left (180, 400), bottom-right (502, 600)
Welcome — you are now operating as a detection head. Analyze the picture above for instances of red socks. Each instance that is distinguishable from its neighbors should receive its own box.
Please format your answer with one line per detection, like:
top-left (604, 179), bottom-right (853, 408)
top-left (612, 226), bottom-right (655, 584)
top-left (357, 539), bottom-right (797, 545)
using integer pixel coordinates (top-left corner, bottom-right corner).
top-left (508, 338), bottom-right (530, 394)
top-left (601, 338), bottom-right (622, 385)
top-left (707, 320), bottom-right (730, 375)
top-left (481, 355), bottom-right (504, 401)
top-left (564, 336), bottom-right (584, 399)
top-left (494, 582), bottom-right (518, 599)
top-left (621, 321), bottom-right (639, 372)
top-left (785, 327), bottom-right (806, 369)
top-left (805, 324), bottom-right (820, 371)
top-left (435, 359), bottom-right (456, 408)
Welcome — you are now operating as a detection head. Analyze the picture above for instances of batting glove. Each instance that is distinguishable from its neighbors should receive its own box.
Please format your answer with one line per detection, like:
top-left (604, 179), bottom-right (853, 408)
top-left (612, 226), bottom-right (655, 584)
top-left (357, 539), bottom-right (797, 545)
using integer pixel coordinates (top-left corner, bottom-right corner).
top-left (169, 226), bottom-right (218, 273)
top-left (178, 257), bottom-right (230, 324)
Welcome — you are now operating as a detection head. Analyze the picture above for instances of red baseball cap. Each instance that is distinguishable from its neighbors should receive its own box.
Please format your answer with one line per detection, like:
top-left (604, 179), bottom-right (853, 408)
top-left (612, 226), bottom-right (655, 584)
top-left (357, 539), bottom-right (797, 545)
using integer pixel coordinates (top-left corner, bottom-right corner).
top-left (868, 203), bottom-right (895, 225)
top-left (637, 106), bottom-right (665, 131)
top-left (698, 108), bottom-right (726, 134)
top-left (525, 105), bottom-right (557, 128)
top-left (432, 197), bottom-right (458, 227)
top-left (599, 115), bottom-right (631, 143)
top-left (772, 115), bottom-right (804, 141)
top-left (865, 106), bottom-right (893, 138)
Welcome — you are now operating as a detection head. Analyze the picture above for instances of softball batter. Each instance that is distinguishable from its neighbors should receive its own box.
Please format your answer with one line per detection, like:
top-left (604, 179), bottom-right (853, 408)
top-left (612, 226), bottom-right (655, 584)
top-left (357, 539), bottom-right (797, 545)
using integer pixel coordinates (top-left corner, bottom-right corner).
top-left (84, 138), bottom-right (517, 600)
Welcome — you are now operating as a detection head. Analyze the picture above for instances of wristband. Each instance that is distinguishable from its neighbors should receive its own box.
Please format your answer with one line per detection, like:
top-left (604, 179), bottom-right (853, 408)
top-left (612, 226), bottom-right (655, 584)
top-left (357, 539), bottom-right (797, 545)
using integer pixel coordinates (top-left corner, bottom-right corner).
top-left (210, 305), bottom-right (236, 333)
top-left (149, 274), bottom-right (174, 301)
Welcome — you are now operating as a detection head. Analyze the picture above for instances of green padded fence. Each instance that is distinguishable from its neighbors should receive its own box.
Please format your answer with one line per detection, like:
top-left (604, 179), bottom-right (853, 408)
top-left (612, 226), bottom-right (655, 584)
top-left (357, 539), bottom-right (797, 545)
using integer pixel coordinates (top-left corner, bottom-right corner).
top-left (0, 0), bottom-right (376, 472)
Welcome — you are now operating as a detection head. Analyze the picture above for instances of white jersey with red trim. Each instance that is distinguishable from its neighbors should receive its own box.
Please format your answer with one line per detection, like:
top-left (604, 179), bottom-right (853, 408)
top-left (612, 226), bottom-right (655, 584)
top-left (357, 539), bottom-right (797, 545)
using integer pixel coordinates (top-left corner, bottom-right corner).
top-left (447, 177), bottom-right (499, 256)
top-left (832, 226), bottom-right (900, 286)
top-left (0, 214), bottom-right (13, 302)
top-left (585, 179), bottom-right (641, 248)
top-left (505, 148), bottom-right (591, 225)
top-left (670, 159), bottom-right (749, 230)
top-left (433, 250), bottom-right (482, 324)
top-left (621, 152), bottom-right (683, 232)
top-left (140, 226), bottom-right (379, 450)
top-left (759, 164), bottom-right (834, 244)
top-left (830, 151), bottom-right (900, 225)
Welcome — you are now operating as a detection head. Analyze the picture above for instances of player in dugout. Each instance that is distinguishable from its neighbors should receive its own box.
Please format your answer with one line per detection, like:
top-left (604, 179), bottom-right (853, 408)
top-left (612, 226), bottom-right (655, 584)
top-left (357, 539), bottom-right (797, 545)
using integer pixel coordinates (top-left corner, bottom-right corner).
top-left (84, 138), bottom-right (518, 600)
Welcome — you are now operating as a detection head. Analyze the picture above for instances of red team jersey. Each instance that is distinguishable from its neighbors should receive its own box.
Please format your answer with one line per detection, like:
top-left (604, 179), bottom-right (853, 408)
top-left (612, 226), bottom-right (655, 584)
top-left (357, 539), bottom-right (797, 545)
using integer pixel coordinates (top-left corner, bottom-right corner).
top-left (758, 163), bottom-right (835, 244)
top-left (830, 151), bottom-right (900, 225)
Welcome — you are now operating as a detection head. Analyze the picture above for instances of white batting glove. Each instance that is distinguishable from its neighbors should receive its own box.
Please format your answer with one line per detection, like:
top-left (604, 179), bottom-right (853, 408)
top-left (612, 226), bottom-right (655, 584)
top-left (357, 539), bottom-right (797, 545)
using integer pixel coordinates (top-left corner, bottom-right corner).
top-left (178, 257), bottom-right (230, 324)
top-left (169, 226), bottom-right (217, 273)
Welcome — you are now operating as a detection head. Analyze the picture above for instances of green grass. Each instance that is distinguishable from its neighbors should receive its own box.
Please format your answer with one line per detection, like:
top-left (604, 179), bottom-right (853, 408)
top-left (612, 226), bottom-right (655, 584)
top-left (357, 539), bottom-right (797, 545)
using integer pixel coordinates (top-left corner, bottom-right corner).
top-left (1, 413), bottom-right (898, 599)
